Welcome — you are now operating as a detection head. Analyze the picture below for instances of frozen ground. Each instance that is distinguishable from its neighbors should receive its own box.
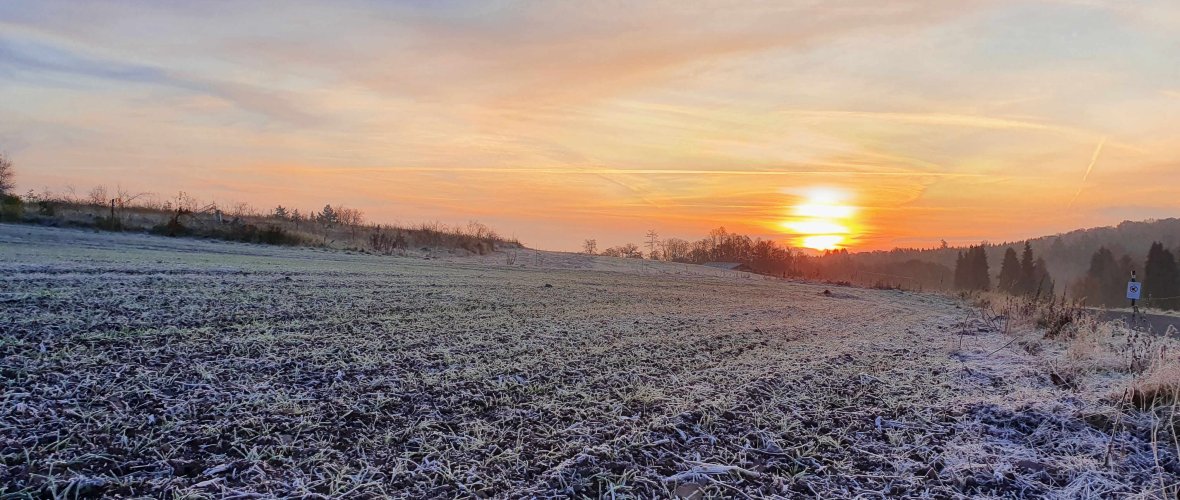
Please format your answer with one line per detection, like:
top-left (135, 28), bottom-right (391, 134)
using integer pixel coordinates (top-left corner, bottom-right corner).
top-left (1, 224), bottom-right (1175, 498)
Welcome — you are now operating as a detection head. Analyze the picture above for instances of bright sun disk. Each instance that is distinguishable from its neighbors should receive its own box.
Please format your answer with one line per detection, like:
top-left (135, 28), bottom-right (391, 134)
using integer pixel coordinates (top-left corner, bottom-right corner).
top-left (782, 188), bottom-right (858, 251)
top-left (802, 235), bottom-right (845, 251)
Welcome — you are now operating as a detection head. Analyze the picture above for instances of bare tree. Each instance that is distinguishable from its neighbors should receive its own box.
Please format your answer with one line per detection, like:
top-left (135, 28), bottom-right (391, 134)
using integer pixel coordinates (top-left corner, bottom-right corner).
top-left (115, 185), bottom-right (151, 209)
top-left (622, 243), bottom-right (643, 258)
top-left (602, 243), bottom-right (643, 258)
top-left (0, 153), bottom-right (13, 196)
top-left (336, 206), bottom-right (364, 226)
top-left (662, 238), bottom-right (691, 262)
top-left (645, 229), bottom-right (660, 260)
top-left (230, 202), bottom-right (257, 217)
top-left (583, 239), bottom-right (597, 255)
top-left (335, 206), bottom-right (365, 239)
top-left (601, 244), bottom-right (641, 258)
top-left (88, 186), bottom-right (109, 206)
top-left (173, 191), bottom-right (201, 213)
top-left (465, 221), bottom-right (497, 241)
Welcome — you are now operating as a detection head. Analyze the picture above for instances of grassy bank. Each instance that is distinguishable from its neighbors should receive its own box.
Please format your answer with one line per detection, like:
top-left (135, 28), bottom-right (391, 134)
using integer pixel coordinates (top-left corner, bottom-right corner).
top-left (0, 192), bottom-right (520, 256)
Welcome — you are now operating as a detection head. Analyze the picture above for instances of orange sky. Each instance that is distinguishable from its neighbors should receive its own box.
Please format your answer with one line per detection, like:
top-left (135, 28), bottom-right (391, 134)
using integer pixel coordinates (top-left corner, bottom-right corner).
top-left (3, 1), bottom-right (1179, 251)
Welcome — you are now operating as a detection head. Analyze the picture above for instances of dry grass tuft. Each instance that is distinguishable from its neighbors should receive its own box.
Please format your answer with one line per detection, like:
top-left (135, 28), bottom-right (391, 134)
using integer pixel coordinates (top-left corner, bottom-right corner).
top-left (962, 288), bottom-right (1180, 495)
top-left (1130, 348), bottom-right (1180, 410)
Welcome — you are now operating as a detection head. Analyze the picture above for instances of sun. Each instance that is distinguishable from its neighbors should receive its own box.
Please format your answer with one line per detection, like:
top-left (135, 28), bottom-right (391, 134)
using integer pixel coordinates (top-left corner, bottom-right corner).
top-left (781, 188), bottom-right (857, 251)
top-left (801, 235), bottom-right (845, 251)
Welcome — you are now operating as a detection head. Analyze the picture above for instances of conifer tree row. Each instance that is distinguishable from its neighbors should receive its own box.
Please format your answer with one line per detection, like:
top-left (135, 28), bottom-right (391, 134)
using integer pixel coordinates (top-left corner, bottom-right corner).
top-left (953, 245), bottom-right (990, 291)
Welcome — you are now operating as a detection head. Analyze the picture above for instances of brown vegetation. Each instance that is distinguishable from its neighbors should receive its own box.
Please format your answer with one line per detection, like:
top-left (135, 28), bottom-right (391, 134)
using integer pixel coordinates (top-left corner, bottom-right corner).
top-left (3, 187), bottom-right (519, 256)
top-left (967, 288), bottom-right (1180, 483)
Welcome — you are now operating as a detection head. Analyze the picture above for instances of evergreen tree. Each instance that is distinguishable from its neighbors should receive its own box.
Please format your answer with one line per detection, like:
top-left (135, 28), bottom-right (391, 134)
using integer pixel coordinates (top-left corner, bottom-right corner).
top-left (1144, 242), bottom-right (1180, 310)
top-left (1032, 257), bottom-right (1053, 298)
top-left (1017, 242), bottom-right (1036, 294)
top-left (1119, 254), bottom-right (1137, 280)
top-left (1081, 247), bottom-right (1122, 306)
top-left (954, 245), bottom-right (990, 291)
top-left (971, 245), bottom-right (991, 291)
top-left (953, 251), bottom-right (966, 290)
top-left (318, 204), bottom-right (338, 225)
top-left (997, 247), bottom-right (1020, 293)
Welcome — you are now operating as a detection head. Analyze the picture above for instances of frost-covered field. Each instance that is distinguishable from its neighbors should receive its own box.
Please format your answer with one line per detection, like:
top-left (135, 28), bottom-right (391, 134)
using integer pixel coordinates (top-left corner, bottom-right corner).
top-left (1, 224), bottom-right (1175, 498)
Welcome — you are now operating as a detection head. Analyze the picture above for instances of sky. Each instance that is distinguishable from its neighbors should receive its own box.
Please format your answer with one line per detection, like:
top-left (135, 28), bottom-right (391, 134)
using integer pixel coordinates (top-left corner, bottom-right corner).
top-left (2, 1), bottom-right (1179, 252)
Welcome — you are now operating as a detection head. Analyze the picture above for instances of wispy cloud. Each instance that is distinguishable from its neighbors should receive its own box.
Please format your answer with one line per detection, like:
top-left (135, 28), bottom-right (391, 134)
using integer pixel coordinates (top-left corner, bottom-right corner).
top-left (2, 0), bottom-right (1179, 251)
top-left (259, 166), bottom-right (987, 177)
top-left (779, 110), bottom-right (1142, 152)
top-left (0, 36), bottom-right (315, 125)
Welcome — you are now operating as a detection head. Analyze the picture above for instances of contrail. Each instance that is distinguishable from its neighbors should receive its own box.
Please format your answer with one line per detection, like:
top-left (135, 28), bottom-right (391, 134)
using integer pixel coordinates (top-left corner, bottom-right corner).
top-left (1068, 136), bottom-right (1106, 208)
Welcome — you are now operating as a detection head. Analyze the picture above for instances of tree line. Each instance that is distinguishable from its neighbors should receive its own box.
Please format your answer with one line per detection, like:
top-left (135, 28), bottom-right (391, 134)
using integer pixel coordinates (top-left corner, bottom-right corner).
top-left (588, 227), bottom-right (953, 288)
top-left (954, 242), bottom-right (1054, 296)
top-left (0, 154), bottom-right (517, 254)
top-left (270, 204), bottom-right (365, 227)
top-left (952, 239), bottom-right (1180, 310)
top-left (1073, 243), bottom-right (1179, 309)
top-left (593, 225), bottom-right (1179, 310)
top-left (589, 227), bottom-right (804, 277)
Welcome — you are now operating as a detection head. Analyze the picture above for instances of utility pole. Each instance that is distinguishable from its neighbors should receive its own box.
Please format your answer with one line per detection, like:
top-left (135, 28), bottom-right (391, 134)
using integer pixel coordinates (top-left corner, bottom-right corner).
top-left (645, 229), bottom-right (659, 260)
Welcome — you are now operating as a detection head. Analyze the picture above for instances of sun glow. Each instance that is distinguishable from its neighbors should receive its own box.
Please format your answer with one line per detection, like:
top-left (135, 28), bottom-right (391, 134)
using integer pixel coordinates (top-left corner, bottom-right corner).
top-left (793, 204), bottom-right (856, 219)
top-left (782, 220), bottom-right (850, 235)
top-left (802, 235), bottom-right (846, 250)
top-left (783, 188), bottom-right (858, 251)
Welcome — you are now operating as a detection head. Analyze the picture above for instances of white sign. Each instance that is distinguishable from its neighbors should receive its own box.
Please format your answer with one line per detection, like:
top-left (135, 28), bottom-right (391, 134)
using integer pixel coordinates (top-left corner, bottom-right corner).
top-left (1127, 281), bottom-right (1142, 300)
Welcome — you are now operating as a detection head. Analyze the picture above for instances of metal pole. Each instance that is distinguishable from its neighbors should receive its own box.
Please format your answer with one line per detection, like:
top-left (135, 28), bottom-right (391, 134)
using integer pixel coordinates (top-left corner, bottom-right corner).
top-left (1130, 271), bottom-right (1139, 325)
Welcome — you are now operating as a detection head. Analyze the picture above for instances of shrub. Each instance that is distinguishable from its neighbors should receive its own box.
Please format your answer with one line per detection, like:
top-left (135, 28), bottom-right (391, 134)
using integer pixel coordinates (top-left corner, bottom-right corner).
top-left (1129, 351), bottom-right (1180, 409)
top-left (94, 215), bottom-right (124, 231)
top-left (152, 212), bottom-right (188, 236)
top-left (258, 225), bottom-right (302, 245)
top-left (0, 195), bottom-right (22, 221)
top-left (461, 238), bottom-right (493, 256)
top-left (211, 223), bottom-right (301, 245)
top-left (1034, 296), bottom-right (1084, 339)
top-left (370, 228), bottom-right (407, 255)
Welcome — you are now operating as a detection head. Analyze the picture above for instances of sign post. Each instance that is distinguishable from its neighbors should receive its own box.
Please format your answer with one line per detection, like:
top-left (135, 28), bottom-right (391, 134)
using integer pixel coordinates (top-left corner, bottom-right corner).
top-left (1127, 271), bottom-right (1141, 320)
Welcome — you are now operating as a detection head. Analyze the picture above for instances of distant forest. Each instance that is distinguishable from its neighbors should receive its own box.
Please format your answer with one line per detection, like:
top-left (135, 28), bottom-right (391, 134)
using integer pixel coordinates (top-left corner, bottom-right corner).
top-left (596, 219), bottom-right (1180, 310)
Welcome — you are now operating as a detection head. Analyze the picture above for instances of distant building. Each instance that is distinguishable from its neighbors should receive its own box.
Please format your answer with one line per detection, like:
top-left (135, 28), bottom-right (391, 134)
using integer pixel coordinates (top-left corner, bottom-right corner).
top-left (702, 262), bottom-right (753, 272)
